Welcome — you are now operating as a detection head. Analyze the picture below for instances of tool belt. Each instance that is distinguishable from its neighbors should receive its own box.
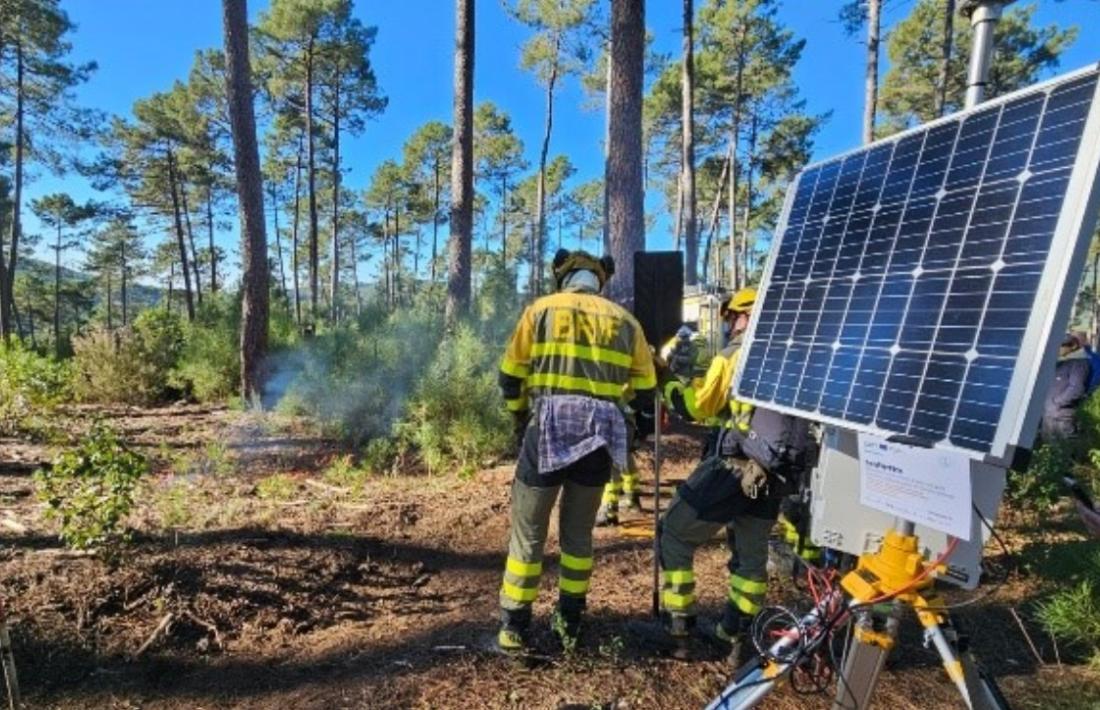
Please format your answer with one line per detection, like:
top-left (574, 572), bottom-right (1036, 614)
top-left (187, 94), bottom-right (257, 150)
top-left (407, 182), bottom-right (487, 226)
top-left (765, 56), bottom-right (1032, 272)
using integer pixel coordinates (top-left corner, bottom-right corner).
top-left (678, 454), bottom-right (781, 523)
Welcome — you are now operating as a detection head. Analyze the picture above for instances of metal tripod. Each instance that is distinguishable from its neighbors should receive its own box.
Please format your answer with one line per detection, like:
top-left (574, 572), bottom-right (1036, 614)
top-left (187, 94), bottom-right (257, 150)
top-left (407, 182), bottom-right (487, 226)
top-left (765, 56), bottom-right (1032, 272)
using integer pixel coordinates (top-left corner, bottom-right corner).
top-left (705, 521), bottom-right (1009, 710)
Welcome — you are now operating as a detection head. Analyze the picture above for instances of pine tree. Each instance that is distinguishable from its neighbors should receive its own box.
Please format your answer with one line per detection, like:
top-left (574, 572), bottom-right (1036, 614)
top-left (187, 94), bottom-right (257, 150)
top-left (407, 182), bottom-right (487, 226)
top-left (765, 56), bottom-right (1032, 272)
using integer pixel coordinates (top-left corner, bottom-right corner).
top-left (879, 1), bottom-right (1077, 131)
top-left (0, 0), bottom-right (96, 339)
top-left (446, 0), bottom-right (475, 325)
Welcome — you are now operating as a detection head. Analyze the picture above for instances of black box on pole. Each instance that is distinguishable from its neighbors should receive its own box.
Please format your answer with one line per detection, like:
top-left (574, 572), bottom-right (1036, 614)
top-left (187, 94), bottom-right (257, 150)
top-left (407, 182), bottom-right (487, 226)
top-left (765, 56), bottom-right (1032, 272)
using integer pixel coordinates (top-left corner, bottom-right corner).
top-left (633, 251), bottom-right (683, 349)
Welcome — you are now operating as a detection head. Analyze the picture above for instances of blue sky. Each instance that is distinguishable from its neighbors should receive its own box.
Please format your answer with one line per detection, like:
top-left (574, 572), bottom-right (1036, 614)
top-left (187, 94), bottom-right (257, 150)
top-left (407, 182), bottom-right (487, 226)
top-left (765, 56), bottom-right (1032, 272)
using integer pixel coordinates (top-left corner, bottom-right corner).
top-left (23, 0), bottom-right (1100, 281)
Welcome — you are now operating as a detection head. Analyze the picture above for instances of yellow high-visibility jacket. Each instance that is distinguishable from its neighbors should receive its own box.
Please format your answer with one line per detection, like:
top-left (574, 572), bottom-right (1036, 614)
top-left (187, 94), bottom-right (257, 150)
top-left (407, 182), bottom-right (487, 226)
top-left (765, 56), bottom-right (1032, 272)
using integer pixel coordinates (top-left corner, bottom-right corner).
top-left (665, 338), bottom-right (753, 430)
top-left (499, 289), bottom-right (657, 415)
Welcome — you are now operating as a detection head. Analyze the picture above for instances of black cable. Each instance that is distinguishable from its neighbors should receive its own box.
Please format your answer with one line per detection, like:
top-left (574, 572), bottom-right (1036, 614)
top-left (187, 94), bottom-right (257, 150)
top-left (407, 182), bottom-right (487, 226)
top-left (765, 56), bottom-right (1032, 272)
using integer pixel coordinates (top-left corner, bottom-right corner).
top-left (936, 503), bottom-right (1012, 612)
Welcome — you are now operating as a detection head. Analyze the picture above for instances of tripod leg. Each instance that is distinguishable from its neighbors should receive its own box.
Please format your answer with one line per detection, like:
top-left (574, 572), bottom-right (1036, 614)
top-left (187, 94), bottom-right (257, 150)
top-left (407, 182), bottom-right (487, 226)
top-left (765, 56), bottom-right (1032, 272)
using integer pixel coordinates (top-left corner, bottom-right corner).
top-left (832, 605), bottom-right (901, 710)
top-left (923, 610), bottom-right (1010, 710)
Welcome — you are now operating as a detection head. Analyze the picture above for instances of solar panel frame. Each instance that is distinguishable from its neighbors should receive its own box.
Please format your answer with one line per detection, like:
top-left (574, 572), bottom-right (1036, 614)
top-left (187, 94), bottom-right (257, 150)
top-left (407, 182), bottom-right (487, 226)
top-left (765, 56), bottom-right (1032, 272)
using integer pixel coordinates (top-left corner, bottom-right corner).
top-left (733, 63), bottom-right (1100, 465)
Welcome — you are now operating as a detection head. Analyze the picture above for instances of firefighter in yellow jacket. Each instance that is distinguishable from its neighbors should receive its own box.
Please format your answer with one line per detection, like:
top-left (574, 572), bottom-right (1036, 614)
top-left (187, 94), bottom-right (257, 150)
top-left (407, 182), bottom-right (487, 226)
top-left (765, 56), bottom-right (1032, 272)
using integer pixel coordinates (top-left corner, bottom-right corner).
top-left (496, 249), bottom-right (657, 652)
top-left (658, 287), bottom-right (819, 656)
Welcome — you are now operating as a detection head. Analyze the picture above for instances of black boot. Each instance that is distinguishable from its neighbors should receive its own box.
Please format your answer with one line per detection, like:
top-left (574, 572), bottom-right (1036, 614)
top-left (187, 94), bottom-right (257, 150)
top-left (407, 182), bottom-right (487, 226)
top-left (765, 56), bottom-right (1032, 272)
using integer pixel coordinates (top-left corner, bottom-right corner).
top-left (715, 605), bottom-right (751, 666)
top-left (553, 596), bottom-right (585, 652)
top-left (498, 606), bottom-right (532, 653)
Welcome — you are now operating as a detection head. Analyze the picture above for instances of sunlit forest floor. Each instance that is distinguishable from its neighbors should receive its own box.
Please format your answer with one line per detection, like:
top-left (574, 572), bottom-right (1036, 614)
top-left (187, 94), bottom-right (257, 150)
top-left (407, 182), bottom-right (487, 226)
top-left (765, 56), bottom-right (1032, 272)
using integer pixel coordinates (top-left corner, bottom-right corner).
top-left (1, 405), bottom-right (1097, 709)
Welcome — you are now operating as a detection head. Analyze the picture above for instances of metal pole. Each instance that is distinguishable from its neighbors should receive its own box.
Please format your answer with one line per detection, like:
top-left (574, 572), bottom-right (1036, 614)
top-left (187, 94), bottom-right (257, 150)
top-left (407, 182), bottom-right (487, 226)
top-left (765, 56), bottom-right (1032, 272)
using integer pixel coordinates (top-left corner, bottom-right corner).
top-left (962, 1), bottom-right (1010, 109)
top-left (652, 394), bottom-right (663, 617)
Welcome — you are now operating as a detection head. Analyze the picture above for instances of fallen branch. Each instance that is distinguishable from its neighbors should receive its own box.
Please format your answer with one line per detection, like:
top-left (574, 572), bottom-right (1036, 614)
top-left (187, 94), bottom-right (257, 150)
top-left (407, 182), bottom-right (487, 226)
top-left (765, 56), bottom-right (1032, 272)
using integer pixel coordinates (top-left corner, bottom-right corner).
top-left (1009, 607), bottom-right (1044, 665)
top-left (181, 611), bottom-right (223, 651)
top-left (132, 613), bottom-right (174, 659)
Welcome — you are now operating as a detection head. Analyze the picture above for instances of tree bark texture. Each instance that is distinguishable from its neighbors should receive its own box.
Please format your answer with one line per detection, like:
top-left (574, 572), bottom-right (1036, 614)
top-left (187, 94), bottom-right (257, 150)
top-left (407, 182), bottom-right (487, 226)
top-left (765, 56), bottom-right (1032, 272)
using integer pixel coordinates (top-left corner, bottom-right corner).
top-left (936, 0), bottom-right (956, 118)
top-left (533, 39), bottom-right (559, 296)
top-left (292, 131), bottom-right (303, 326)
top-left (179, 175), bottom-right (203, 305)
top-left (166, 147), bottom-right (196, 321)
top-left (681, 0), bottom-right (697, 285)
top-left (223, 0), bottom-right (270, 404)
top-left (0, 39), bottom-right (24, 340)
top-left (305, 37), bottom-right (319, 322)
top-left (206, 186), bottom-right (219, 292)
top-left (445, 0), bottom-right (474, 325)
top-left (605, 0), bottom-right (645, 307)
top-left (329, 79), bottom-right (341, 322)
top-left (862, 0), bottom-right (881, 144)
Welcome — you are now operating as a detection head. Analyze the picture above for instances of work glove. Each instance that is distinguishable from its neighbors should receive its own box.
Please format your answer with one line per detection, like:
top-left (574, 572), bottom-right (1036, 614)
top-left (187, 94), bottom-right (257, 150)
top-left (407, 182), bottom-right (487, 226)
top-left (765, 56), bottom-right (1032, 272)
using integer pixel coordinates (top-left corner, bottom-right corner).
top-left (739, 459), bottom-right (768, 500)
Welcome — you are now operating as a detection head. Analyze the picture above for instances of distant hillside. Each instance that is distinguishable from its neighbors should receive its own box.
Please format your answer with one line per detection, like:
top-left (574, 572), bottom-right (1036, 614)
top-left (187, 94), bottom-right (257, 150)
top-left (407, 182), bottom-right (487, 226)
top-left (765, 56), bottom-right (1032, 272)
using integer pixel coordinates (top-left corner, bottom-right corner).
top-left (18, 257), bottom-right (164, 310)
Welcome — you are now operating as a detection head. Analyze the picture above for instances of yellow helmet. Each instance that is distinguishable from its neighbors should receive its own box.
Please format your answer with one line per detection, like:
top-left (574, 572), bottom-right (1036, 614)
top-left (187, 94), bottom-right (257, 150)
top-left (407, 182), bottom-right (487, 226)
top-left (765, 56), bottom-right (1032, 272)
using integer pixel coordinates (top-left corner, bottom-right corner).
top-left (722, 287), bottom-right (757, 315)
top-left (551, 249), bottom-right (615, 290)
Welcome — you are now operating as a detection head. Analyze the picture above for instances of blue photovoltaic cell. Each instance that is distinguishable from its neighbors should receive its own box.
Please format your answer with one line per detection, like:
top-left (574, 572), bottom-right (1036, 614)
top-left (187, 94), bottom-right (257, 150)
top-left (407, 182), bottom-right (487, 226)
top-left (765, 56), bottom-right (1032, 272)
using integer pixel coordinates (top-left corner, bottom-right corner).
top-left (738, 68), bottom-right (1100, 455)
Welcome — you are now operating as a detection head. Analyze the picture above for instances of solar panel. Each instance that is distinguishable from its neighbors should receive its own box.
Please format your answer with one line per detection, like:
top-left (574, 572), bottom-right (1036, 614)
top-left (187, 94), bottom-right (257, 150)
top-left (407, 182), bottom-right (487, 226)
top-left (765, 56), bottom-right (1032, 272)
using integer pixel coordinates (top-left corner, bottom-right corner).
top-left (735, 65), bottom-right (1100, 462)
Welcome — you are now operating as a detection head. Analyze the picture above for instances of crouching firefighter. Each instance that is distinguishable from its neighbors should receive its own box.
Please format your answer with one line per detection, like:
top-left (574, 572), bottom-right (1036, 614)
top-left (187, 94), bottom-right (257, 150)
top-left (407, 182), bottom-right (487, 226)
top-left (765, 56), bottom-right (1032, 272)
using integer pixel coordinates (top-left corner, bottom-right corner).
top-left (496, 248), bottom-right (657, 653)
top-left (658, 407), bottom-right (816, 656)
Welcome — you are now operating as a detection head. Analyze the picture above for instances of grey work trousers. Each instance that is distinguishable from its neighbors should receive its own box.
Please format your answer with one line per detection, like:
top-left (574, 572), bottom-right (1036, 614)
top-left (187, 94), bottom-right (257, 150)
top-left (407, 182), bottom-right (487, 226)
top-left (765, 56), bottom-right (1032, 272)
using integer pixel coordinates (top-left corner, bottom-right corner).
top-left (499, 477), bottom-right (604, 615)
top-left (659, 493), bottom-right (775, 622)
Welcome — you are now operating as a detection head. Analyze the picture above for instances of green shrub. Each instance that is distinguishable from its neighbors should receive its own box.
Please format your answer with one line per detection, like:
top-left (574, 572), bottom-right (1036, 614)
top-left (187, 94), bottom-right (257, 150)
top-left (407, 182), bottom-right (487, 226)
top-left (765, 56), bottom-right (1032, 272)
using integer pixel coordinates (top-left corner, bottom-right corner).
top-left (256, 473), bottom-right (297, 501)
top-left (35, 423), bottom-right (147, 554)
top-left (397, 325), bottom-right (511, 474)
top-left (323, 454), bottom-right (371, 490)
top-left (1007, 441), bottom-right (1073, 511)
top-left (0, 343), bottom-right (70, 435)
top-left (362, 438), bottom-right (396, 475)
top-left (1037, 549), bottom-right (1100, 666)
top-left (172, 299), bottom-right (240, 402)
top-left (71, 310), bottom-right (188, 405)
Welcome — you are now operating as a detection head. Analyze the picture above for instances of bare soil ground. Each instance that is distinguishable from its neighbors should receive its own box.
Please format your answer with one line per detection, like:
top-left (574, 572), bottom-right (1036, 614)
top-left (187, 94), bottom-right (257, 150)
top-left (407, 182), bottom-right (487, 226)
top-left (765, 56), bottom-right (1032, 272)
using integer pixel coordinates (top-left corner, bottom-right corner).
top-left (1, 405), bottom-right (1098, 709)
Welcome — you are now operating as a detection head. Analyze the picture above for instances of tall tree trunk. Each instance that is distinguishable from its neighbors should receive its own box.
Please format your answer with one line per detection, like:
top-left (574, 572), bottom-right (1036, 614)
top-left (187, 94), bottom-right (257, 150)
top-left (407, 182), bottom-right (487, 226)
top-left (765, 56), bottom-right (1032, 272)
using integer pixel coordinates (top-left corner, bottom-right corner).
top-left (305, 37), bottom-right (319, 322)
top-left (223, 0), bottom-right (270, 404)
top-left (728, 31), bottom-right (746, 290)
top-left (681, 0), bottom-right (697, 285)
top-left (179, 175), bottom-right (204, 305)
top-left (384, 209), bottom-right (391, 310)
top-left (602, 39), bottom-right (612, 255)
top-left (167, 260), bottom-right (174, 314)
top-left (445, 0), bottom-right (475, 325)
top-left (166, 148), bottom-right (196, 320)
top-left (120, 237), bottom-right (129, 327)
top-left (53, 223), bottom-right (61, 358)
top-left (291, 131), bottom-right (303, 326)
top-left (394, 207), bottom-right (402, 306)
top-left (500, 175), bottom-right (508, 261)
top-left (936, 0), bottom-right (956, 118)
top-left (862, 0), bottom-right (881, 144)
top-left (350, 228), bottom-right (362, 318)
top-left (271, 182), bottom-right (289, 310)
top-left (206, 185), bottom-right (218, 292)
top-left (673, 182), bottom-right (683, 251)
top-left (1, 38), bottom-right (24, 340)
top-left (105, 271), bottom-right (113, 331)
top-left (431, 158), bottom-right (441, 281)
top-left (329, 79), bottom-right (341, 322)
top-left (26, 297), bottom-right (35, 349)
top-left (414, 225), bottom-right (421, 277)
top-left (606, 0), bottom-right (645, 307)
top-left (704, 138), bottom-right (730, 281)
top-left (533, 42), bottom-right (559, 297)
top-left (741, 111), bottom-right (757, 285)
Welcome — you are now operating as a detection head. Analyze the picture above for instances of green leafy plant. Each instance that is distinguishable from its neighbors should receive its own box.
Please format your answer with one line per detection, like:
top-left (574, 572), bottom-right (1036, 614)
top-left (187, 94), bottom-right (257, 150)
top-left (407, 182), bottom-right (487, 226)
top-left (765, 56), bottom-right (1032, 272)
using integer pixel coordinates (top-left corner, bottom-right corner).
top-left (0, 343), bottom-right (71, 436)
top-left (1006, 441), bottom-right (1072, 511)
top-left (397, 325), bottom-right (511, 474)
top-left (256, 473), bottom-right (297, 501)
top-left (323, 454), bottom-right (371, 490)
top-left (35, 423), bottom-right (147, 554)
top-left (1037, 549), bottom-right (1100, 667)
